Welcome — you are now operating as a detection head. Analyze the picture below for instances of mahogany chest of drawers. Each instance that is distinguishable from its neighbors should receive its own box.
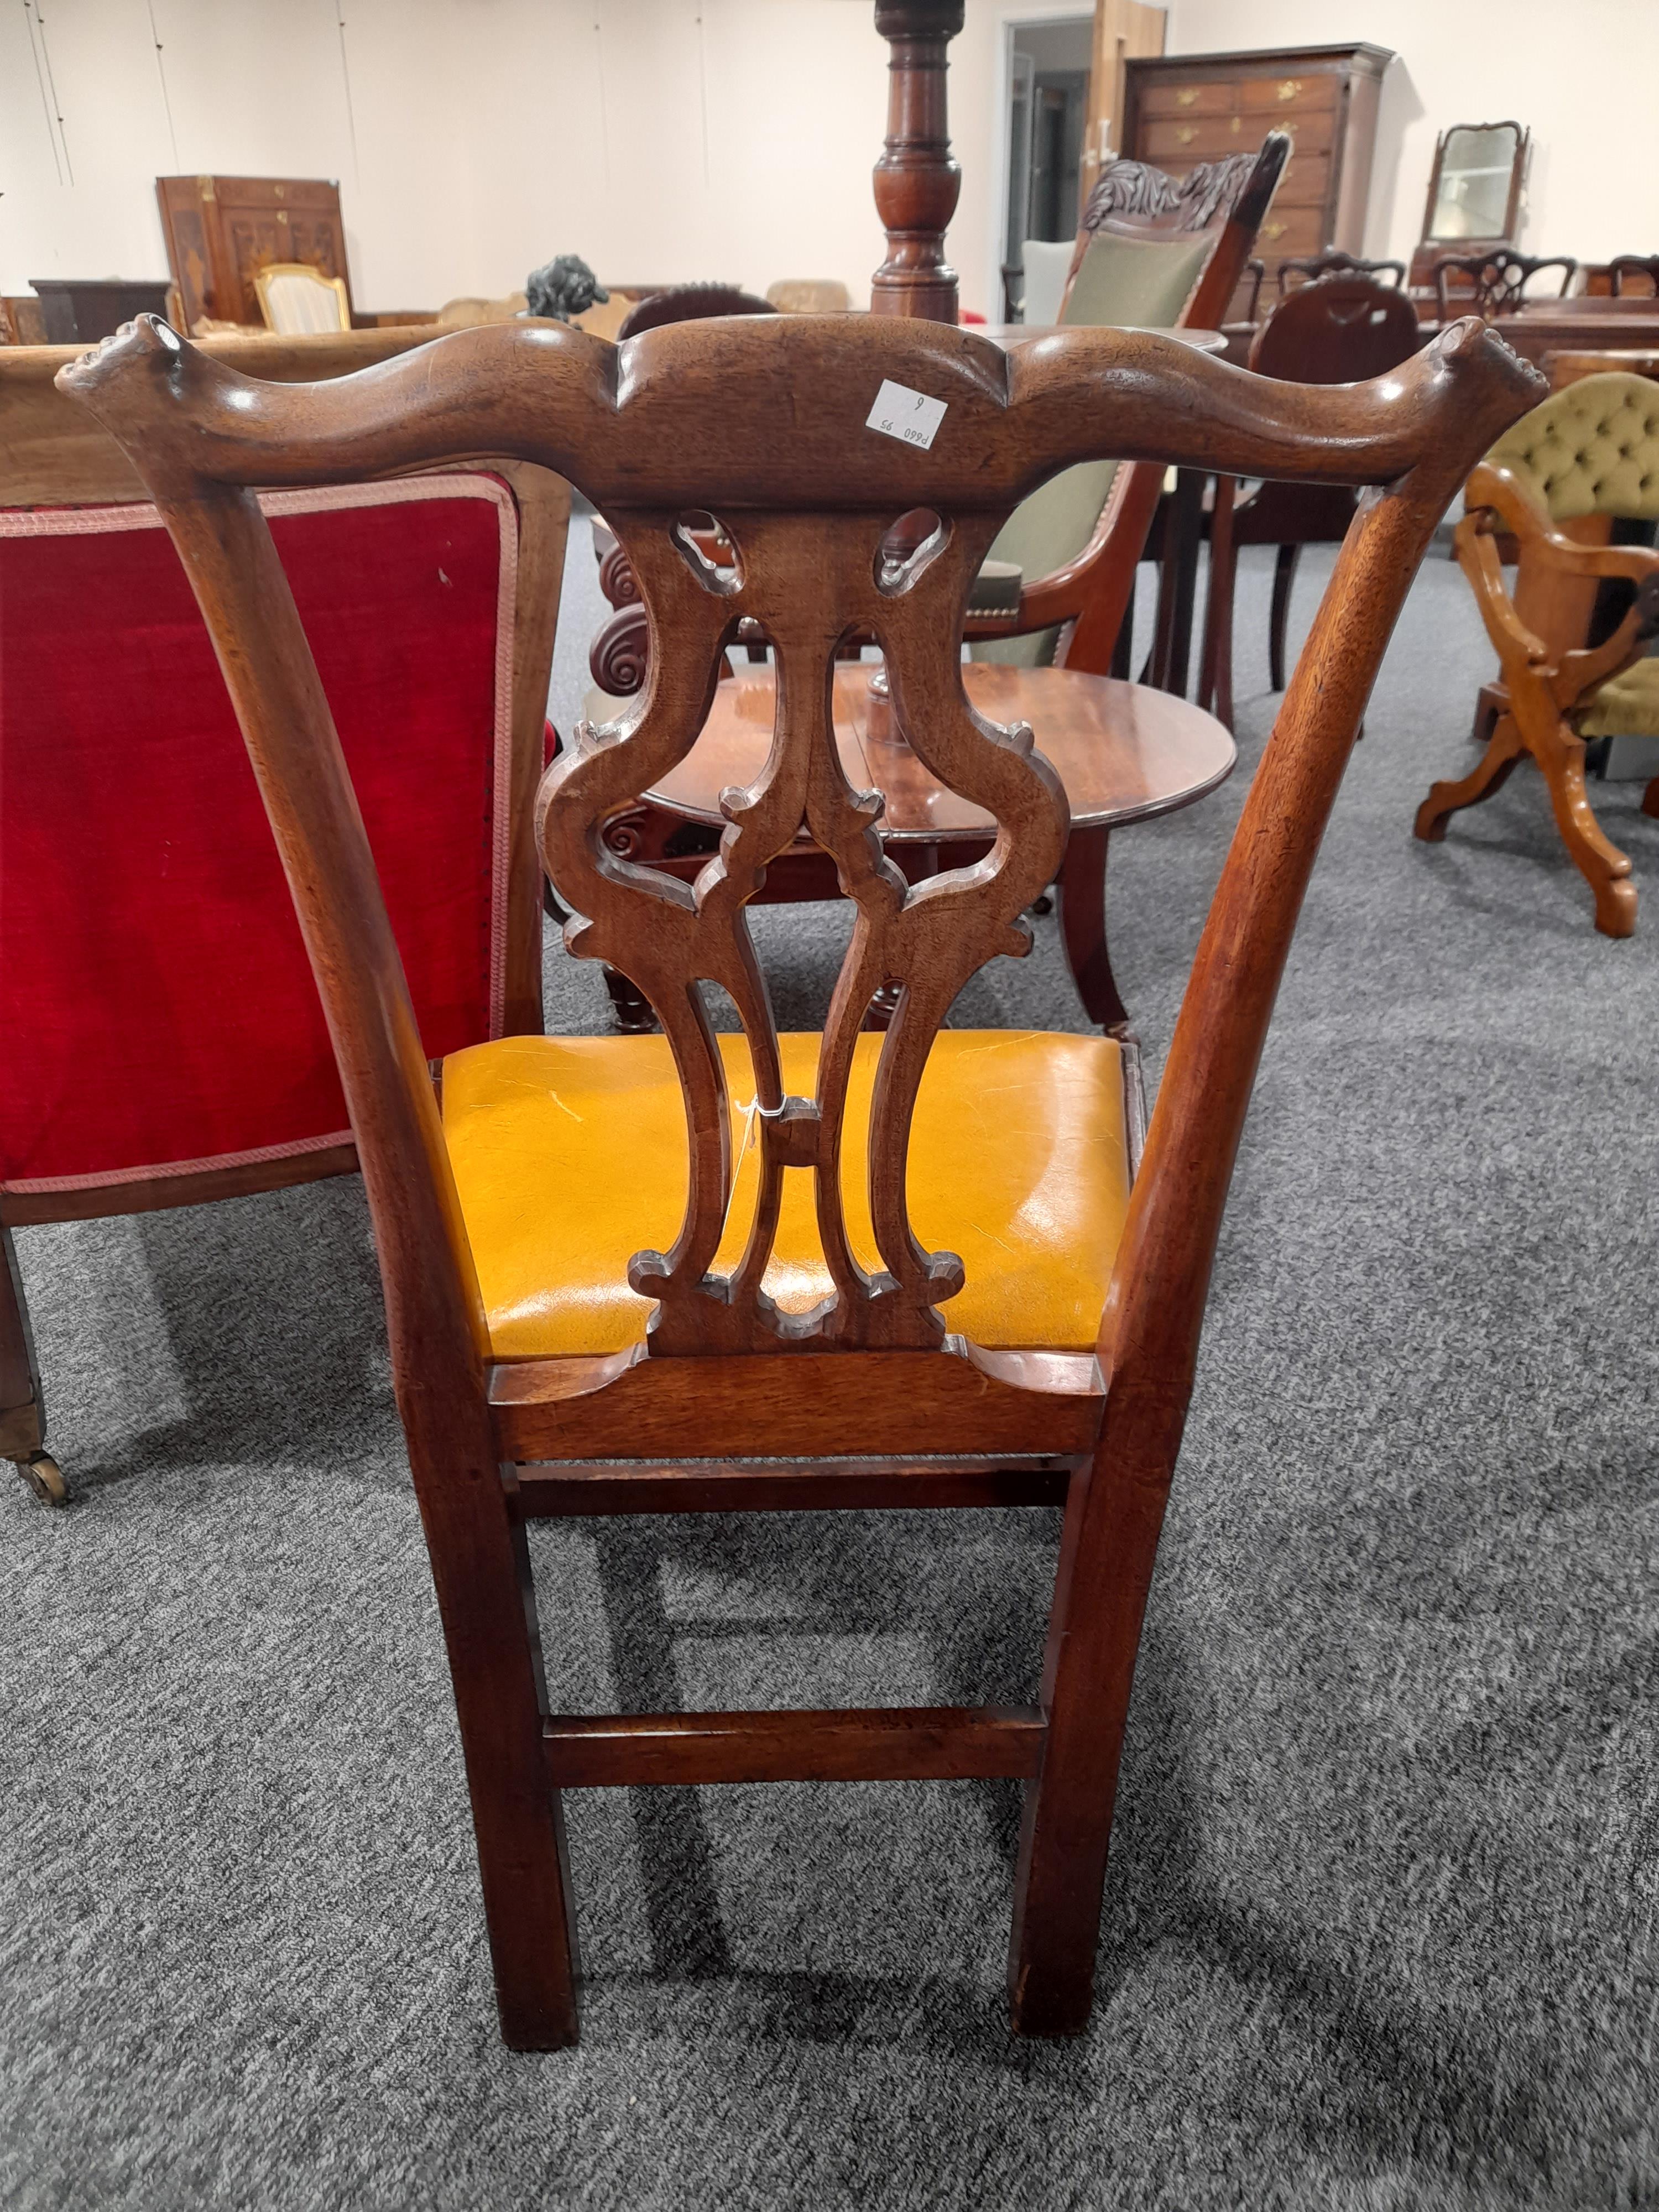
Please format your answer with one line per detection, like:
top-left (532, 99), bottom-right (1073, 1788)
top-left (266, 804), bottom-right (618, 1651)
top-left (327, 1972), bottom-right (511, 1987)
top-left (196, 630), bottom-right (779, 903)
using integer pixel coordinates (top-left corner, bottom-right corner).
top-left (1121, 43), bottom-right (1394, 317)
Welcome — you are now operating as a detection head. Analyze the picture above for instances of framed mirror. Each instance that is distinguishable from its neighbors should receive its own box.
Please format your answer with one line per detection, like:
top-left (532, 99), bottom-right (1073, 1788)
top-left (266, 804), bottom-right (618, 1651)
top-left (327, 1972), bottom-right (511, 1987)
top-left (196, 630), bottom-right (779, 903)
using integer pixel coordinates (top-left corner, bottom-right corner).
top-left (1421, 122), bottom-right (1530, 246)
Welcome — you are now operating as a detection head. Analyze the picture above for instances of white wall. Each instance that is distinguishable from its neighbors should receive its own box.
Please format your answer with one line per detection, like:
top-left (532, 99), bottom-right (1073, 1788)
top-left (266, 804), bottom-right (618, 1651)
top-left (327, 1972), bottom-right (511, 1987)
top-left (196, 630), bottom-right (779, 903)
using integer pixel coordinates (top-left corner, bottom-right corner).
top-left (1, 0), bottom-right (892, 311)
top-left (1165, 0), bottom-right (1659, 269)
top-left (3, 0), bottom-right (1652, 326)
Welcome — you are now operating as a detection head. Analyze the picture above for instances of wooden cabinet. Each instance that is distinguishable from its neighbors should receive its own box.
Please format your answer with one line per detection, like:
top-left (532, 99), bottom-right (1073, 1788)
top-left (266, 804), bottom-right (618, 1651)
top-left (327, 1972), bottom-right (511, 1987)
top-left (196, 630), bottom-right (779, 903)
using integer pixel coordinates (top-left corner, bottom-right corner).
top-left (155, 176), bottom-right (354, 331)
top-left (1121, 44), bottom-right (1393, 318)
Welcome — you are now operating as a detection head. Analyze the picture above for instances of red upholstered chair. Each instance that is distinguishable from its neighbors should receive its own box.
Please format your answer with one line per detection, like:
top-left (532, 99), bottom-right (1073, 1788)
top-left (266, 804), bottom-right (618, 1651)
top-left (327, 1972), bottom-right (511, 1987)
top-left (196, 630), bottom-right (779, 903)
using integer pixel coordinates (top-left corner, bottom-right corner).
top-left (1, 463), bottom-right (568, 1502)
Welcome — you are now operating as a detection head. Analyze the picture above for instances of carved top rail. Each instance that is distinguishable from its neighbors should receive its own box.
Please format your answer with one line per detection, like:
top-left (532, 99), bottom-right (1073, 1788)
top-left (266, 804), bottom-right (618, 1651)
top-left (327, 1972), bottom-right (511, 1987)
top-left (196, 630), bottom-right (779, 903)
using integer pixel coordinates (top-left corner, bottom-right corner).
top-left (60, 314), bottom-right (1543, 1386)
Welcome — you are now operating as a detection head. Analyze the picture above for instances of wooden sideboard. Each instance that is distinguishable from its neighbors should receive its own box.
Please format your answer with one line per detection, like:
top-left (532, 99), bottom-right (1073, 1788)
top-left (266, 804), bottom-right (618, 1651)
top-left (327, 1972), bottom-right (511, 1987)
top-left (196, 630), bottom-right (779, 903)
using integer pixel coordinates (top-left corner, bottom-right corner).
top-left (1121, 43), bottom-right (1394, 319)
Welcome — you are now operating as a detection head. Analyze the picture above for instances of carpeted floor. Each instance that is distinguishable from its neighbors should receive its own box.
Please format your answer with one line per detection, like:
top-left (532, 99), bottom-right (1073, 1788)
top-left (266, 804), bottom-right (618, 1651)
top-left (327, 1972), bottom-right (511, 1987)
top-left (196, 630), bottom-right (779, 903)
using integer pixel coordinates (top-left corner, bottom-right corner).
top-left (3, 529), bottom-right (1655, 2211)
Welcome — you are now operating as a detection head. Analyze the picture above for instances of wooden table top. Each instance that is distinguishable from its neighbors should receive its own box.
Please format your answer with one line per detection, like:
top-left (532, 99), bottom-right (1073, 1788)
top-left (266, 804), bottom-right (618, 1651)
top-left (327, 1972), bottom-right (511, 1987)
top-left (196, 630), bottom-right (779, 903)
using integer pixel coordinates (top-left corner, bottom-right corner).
top-left (647, 662), bottom-right (1237, 843)
top-left (1414, 305), bottom-right (1659, 364)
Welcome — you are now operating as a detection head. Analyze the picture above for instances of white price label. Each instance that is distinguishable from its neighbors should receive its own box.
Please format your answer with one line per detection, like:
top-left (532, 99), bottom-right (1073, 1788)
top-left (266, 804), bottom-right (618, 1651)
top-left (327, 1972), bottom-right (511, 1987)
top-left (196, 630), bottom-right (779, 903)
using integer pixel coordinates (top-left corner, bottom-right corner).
top-left (865, 379), bottom-right (947, 451)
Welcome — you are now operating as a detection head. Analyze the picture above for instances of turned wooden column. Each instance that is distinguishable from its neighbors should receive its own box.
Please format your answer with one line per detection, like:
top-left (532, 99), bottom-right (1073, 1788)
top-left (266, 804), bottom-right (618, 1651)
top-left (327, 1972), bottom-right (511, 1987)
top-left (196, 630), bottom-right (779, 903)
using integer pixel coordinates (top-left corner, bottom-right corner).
top-left (870, 0), bottom-right (963, 324)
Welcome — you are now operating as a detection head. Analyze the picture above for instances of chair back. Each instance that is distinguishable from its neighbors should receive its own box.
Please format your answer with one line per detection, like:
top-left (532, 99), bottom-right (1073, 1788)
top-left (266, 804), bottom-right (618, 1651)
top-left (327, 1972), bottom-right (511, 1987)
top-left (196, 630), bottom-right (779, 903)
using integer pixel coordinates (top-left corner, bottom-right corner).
top-left (1013, 241), bottom-right (1073, 328)
top-left (1606, 255), bottom-right (1659, 299)
top-left (1482, 371), bottom-right (1659, 525)
top-left (766, 281), bottom-right (853, 314)
top-left (1249, 273), bottom-right (1422, 385)
top-left (1277, 251), bottom-right (1406, 295)
top-left (1433, 251), bottom-right (1577, 320)
top-left (616, 285), bottom-right (775, 341)
top-left (60, 313), bottom-right (1540, 1413)
top-left (0, 471), bottom-right (556, 1208)
top-left (255, 263), bottom-right (352, 336)
top-left (977, 134), bottom-right (1288, 670)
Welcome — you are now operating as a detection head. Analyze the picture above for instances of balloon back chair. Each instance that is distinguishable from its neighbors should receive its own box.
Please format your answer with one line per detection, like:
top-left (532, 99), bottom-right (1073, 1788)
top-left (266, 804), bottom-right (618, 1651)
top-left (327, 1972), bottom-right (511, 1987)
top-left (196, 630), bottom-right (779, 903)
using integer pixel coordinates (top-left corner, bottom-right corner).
top-left (60, 310), bottom-right (1540, 2048)
top-left (1415, 371), bottom-right (1659, 934)
top-left (1198, 271), bottom-right (1424, 727)
top-left (0, 424), bottom-right (567, 1503)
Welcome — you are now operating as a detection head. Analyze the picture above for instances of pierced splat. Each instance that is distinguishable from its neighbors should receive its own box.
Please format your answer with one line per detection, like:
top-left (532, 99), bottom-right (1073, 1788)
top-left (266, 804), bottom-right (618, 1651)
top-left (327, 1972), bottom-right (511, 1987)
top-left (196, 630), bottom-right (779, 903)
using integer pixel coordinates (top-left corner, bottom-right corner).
top-left (539, 504), bottom-right (1069, 1358)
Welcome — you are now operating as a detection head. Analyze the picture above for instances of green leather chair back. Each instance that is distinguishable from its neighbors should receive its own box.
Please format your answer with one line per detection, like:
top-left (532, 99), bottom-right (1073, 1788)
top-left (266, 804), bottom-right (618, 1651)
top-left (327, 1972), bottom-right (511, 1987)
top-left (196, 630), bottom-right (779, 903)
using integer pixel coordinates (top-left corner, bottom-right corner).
top-left (973, 231), bottom-right (1214, 668)
top-left (1485, 372), bottom-right (1659, 524)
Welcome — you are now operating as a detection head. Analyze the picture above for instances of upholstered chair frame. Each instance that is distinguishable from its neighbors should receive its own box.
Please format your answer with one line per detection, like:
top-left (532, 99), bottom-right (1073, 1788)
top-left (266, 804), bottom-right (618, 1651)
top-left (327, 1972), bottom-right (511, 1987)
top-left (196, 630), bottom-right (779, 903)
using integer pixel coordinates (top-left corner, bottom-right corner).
top-left (1, 352), bottom-right (567, 1506)
top-left (60, 309), bottom-right (1540, 2051)
top-left (1417, 372), bottom-right (1659, 933)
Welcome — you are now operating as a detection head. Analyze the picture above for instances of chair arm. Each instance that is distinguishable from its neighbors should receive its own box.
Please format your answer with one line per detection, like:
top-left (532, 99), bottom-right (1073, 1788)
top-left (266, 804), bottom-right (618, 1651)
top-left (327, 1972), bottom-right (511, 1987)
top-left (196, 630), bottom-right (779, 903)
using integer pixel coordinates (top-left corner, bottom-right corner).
top-left (1465, 462), bottom-right (1659, 585)
top-left (1453, 510), bottom-right (1549, 670)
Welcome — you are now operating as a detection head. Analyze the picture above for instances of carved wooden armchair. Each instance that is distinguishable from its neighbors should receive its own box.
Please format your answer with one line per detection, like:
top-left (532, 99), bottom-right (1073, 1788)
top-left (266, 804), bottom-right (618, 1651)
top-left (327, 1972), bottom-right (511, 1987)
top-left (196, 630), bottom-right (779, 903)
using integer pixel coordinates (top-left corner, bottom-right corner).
top-left (969, 135), bottom-right (1290, 674)
top-left (589, 138), bottom-right (1290, 700)
top-left (61, 308), bottom-right (1538, 2049)
top-left (1416, 372), bottom-right (1659, 934)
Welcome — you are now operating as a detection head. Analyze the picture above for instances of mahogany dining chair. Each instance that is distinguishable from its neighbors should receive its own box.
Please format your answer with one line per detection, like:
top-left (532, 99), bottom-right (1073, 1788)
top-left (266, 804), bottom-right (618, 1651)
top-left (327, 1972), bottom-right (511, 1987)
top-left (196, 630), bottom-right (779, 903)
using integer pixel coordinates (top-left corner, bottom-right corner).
top-left (60, 308), bottom-right (1541, 2048)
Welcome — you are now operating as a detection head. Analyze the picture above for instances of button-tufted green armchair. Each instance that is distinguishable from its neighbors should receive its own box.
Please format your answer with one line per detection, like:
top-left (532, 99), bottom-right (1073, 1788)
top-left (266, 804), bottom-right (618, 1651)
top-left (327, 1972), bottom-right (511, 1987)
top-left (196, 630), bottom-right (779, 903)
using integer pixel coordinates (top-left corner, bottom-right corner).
top-left (1415, 371), bottom-right (1659, 935)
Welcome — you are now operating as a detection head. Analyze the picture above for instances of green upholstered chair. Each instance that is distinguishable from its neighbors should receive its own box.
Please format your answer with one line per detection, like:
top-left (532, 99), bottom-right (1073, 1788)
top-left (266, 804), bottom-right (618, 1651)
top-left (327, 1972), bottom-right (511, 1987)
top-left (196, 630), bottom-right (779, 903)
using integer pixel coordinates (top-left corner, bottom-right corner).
top-left (967, 135), bottom-right (1288, 675)
top-left (1416, 372), bottom-right (1659, 935)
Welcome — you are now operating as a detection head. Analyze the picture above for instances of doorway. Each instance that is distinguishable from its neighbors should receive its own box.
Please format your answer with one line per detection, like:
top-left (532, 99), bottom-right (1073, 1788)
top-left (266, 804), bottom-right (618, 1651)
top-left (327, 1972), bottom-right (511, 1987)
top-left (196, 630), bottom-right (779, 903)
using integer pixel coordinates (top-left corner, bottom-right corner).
top-left (1001, 15), bottom-right (1092, 322)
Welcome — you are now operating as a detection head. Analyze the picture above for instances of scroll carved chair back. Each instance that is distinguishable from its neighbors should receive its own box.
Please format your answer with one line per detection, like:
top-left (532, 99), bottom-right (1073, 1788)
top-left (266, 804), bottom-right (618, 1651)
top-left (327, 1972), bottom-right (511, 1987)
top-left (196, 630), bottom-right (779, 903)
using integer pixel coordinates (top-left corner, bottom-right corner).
top-left (979, 133), bottom-right (1290, 677)
top-left (59, 312), bottom-right (1542, 2049)
top-left (1433, 250), bottom-right (1577, 320)
top-left (1605, 255), bottom-right (1659, 299)
top-left (1277, 250), bottom-right (1406, 296)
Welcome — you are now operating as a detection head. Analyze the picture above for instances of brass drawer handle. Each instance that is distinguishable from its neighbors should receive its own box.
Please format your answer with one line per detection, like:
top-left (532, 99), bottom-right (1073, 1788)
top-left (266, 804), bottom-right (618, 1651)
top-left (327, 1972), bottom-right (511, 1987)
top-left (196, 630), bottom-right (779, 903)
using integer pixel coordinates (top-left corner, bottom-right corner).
top-left (1261, 221), bottom-right (1286, 242)
top-left (1277, 78), bottom-right (1303, 100)
top-left (1176, 124), bottom-right (1197, 145)
top-left (1230, 115), bottom-right (1241, 134)
top-left (1177, 87), bottom-right (1199, 107)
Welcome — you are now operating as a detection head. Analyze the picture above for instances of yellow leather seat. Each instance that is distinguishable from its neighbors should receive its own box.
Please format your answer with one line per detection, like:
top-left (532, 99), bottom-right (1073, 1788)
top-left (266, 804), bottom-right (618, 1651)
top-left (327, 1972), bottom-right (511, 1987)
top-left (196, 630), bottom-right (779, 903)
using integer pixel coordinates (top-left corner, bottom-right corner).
top-left (441, 1029), bottom-right (1131, 1359)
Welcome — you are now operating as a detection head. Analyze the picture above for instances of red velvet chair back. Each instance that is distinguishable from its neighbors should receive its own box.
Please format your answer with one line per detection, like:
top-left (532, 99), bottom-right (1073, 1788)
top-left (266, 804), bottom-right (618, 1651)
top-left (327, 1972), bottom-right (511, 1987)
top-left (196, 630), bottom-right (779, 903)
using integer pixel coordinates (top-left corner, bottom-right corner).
top-left (1, 475), bottom-right (525, 1199)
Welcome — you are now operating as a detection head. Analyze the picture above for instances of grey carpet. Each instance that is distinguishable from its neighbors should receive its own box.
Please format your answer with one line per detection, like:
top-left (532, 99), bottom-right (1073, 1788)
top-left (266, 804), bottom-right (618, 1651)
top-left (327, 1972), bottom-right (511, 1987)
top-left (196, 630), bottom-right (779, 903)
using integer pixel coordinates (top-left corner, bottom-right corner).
top-left (4, 528), bottom-right (1655, 2211)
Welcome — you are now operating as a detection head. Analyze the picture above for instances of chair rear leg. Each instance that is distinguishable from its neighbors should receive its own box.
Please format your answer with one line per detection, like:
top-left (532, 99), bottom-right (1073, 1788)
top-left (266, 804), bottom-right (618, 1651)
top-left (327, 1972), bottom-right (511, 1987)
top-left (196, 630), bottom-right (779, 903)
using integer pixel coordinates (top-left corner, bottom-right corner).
top-left (1, 1228), bottom-right (64, 1507)
top-left (411, 1433), bottom-right (582, 2048)
top-left (1007, 1447), bottom-right (1167, 2036)
top-left (1269, 544), bottom-right (1300, 692)
top-left (1643, 773), bottom-right (1659, 820)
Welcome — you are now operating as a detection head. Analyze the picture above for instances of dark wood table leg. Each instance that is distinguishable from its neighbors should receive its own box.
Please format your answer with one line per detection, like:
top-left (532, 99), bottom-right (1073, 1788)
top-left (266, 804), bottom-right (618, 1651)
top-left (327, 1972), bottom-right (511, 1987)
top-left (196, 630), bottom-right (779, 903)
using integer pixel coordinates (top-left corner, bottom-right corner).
top-left (602, 968), bottom-right (658, 1034)
top-left (1160, 468), bottom-right (1207, 698)
top-left (1198, 472), bottom-right (1238, 728)
top-left (1056, 824), bottom-right (1129, 1034)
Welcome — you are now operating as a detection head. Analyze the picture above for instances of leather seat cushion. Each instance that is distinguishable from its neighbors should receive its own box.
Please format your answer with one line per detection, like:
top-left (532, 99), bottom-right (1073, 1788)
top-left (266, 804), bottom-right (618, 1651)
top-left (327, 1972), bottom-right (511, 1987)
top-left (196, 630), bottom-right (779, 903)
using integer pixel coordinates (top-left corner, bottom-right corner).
top-left (1577, 651), bottom-right (1659, 739)
top-left (442, 1029), bottom-right (1131, 1360)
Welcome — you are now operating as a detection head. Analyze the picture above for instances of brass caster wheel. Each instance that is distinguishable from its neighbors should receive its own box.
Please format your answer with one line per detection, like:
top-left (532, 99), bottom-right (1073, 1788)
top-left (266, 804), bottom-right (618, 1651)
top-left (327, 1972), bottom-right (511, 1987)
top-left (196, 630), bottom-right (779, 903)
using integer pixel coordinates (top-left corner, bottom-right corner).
top-left (15, 1451), bottom-right (67, 1508)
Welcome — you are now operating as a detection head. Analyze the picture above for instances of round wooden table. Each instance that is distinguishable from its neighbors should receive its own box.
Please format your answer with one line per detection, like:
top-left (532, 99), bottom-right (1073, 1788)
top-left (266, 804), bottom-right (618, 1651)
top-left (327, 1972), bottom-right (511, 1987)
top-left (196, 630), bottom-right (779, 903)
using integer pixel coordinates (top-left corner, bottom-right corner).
top-left (607, 660), bottom-right (1235, 1034)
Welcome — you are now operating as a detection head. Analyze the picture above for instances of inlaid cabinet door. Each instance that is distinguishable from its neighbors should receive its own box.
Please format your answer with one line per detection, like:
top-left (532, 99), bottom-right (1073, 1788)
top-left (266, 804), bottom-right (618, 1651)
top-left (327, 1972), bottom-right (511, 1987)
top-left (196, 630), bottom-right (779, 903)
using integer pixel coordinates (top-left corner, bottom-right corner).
top-left (156, 175), bottom-right (353, 330)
